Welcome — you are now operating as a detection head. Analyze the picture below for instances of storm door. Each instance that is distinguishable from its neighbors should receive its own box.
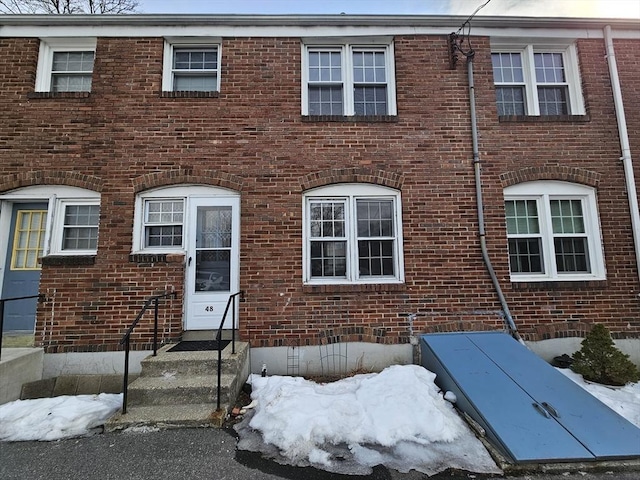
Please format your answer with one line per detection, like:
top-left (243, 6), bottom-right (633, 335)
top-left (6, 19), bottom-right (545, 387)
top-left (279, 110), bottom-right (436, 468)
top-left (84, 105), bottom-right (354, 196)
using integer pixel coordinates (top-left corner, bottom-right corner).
top-left (184, 197), bottom-right (239, 330)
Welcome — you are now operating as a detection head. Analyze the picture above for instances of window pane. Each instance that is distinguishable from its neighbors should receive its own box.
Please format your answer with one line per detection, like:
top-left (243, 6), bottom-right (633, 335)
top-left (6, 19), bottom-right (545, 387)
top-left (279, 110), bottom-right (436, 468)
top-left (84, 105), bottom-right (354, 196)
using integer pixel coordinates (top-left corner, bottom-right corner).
top-left (309, 51), bottom-right (342, 82)
top-left (358, 240), bottom-right (394, 276)
top-left (310, 240), bottom-right (347, 277)
top-left (11, 210), bottom-right (46, 270)
top-left (491, 52), bottom-right (524, 83)
top-left (495, 86), bottom-right (525, 116)
top-left (145, 225), bottom-right (183, 247)
top-left (555, 237), bottom-right (590, 273)
top-left (538, 86), bottom-right (568, 115)
top-left (173, 48), bottom-right (218, 70)
top-left (550, 199), bottom-right (585, 234)
top-left (353, 51), bottom-right (386, 84)
top-left (174, 74), bottom-right (217, 92)
top-left (354, 86), bottom-right (387, 115)
top-left (505, 200), bottom-right (539, 234)
top-left (309, 201), bottom-right (346, 238)
top-left (508, 238), bottom-right (544, 273)
top-left (52, 51), bottom-right (94, 72)
top-left (309, 86), bottom-right (343, 115)
top-left (51, 74), bottom-right (92, 93)
top-left (534, 52), bottom-right (565, 83)
top-left (356, 200), bottom-right (394, 237)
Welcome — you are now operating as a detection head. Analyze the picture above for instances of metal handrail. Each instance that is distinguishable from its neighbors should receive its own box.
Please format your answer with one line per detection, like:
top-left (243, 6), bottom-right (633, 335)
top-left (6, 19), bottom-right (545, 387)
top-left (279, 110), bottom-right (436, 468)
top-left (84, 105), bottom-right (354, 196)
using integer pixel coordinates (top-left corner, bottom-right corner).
top-left (215, 291), bottom-right (243, 411)
top-left (119, 290), bottom-right (176, 414)
top-left (0, 294), bottom-right (45, 361)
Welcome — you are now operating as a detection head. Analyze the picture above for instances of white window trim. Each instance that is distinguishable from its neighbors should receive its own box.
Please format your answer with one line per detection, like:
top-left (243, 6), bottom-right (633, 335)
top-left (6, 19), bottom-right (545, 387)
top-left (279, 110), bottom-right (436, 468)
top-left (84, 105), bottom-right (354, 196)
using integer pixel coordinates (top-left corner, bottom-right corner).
top-left (301, 37), bottom-right (397, 116)
top-left (132, 185), bottom-right (235, 254)
top-left (35, 37), bottom-right (97, 92)
top-left (302, 183), bottom-right (404, 285)
top-left (504, 181), bottom-right (605, 282)
top-left (49, 199), bottom-right (100, 255)
top-left (491, 41), bottom-right (585, 116)
top-left (162, 37), bottom-right (222, 92)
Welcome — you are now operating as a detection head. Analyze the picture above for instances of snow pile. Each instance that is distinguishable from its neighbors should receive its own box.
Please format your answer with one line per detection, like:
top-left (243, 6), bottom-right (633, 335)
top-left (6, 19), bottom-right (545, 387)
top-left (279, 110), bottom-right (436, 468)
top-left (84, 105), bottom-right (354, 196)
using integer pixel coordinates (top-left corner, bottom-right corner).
top-left (236, 364), bottom-right (501, 476)
top-left (0, 394), bottom-right (122, 442)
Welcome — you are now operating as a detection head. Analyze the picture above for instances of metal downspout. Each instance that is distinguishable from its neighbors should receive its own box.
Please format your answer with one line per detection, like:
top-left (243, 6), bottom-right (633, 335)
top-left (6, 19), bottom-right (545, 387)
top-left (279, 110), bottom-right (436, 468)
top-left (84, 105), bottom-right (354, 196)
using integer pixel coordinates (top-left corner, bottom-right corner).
top-left (466, 53), bottom-right (520, 338)
top-left (604, 25), bottom-right (640, 288)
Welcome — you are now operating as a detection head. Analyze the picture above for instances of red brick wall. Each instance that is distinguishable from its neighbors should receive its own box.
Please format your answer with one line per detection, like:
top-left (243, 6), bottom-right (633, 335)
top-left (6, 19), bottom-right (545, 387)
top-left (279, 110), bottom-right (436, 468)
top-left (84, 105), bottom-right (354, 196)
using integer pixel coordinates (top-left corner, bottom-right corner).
top-left (1, 33), bottom-right (638, 353)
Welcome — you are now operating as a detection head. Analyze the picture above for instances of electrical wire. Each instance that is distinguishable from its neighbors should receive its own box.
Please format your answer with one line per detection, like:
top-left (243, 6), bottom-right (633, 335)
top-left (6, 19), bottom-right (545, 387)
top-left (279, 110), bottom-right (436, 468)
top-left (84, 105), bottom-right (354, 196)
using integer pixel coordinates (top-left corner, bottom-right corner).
top-left (454, 0), bottom-right (493, 57)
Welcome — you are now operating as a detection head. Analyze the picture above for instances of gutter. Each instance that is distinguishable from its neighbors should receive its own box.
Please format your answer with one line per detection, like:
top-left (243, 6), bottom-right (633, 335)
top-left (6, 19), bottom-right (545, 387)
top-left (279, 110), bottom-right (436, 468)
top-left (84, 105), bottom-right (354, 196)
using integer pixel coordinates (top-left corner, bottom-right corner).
top-left (604, 25), bottom-right (640, 288)
top-left (466, 52), bottom-right (520, 340)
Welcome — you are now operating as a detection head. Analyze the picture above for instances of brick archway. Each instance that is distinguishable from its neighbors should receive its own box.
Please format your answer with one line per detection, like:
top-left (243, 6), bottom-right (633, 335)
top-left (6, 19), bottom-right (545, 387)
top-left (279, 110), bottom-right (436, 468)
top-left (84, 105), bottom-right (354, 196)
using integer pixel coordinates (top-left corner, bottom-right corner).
top-left (132, 167), bottom-right (243, 193)
top-left (0, 171), bottom-right (103, 193)
top-left (301, 167), bottom-right (403, 191)
top-left (500, 166), bottom-right (600, 188)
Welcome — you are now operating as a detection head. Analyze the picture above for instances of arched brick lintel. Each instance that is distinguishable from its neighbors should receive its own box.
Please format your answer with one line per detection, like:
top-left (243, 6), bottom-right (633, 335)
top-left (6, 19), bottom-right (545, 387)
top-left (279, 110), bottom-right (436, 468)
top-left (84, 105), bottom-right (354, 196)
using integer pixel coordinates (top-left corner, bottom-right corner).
top-left (500, 166), bottom-right (601, 188)
top-left (0, 171), bottom-right (103, 194)
top-left (301, 167), bottom-right (403, 192)
top-left (132, 168), bottom-right (244, 193)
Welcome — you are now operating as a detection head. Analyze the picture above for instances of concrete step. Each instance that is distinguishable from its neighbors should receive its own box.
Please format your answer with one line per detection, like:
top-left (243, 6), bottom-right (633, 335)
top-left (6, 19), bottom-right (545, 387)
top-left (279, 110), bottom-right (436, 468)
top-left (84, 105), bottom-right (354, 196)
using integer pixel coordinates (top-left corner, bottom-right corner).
top-left (105, 403), bottom-right (228, 431)
top-left (139, 341), bottom-right (249, 377)
top-left (127, 373), bottom-right (238, 406)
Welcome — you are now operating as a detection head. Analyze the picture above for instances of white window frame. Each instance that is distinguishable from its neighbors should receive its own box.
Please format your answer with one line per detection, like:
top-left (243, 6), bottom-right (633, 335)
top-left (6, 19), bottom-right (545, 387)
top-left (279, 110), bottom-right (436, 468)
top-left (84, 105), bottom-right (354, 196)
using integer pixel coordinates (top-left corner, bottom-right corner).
top-left (162, 38), bottom-right (222, 92)
top-left (303, 184), bottom-right (404, 285)
top-left (132, 185), bottom-right (234, 254)
top-left (504, 181), bottom-right (605, 282)
top-left (301, 37), bottom-right (397, 116)
top-left (491, 41), bottom-right (585, 116)
top-left (35, 38), bottom-right (97, 92)
top-left (50, 199), bottom-right (100, 255)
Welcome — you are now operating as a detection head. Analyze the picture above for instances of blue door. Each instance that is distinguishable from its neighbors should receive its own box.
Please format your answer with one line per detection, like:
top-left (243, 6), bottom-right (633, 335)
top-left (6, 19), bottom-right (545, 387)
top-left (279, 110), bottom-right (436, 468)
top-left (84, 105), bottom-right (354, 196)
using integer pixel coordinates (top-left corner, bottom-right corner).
top-left (1, 203), bottom-right (47, 332)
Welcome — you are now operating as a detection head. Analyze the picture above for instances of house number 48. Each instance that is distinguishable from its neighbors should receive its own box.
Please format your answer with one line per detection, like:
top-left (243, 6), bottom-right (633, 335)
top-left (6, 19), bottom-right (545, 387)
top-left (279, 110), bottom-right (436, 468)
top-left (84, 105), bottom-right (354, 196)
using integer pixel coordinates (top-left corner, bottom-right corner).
top-left (205, 306), bottom-right (216, 312)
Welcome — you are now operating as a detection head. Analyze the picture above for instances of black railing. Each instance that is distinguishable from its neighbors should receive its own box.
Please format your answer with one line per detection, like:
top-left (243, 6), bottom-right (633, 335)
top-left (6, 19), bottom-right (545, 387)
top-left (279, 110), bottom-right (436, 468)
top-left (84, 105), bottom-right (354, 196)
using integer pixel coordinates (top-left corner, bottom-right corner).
top-left (119, 290), bottom-right (176, 414)
top-left (215, 291), bottom-right (243, 411)
top-left (0, 294), bottom-right (45, 361)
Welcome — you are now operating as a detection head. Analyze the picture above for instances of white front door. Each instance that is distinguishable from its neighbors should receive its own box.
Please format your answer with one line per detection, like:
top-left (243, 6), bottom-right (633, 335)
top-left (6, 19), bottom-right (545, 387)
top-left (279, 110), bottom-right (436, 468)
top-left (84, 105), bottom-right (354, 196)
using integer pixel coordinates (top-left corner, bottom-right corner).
top-left (185, 197), bottom-right (240, 330)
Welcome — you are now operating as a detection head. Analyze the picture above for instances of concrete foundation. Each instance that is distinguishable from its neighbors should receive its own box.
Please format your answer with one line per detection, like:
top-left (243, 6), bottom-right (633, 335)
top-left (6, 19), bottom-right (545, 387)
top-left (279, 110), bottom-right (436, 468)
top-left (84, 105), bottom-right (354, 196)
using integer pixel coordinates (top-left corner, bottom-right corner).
top-left (43, 350), bottom-right (152, 378)
top-left (526, 337), bottom-right (640, 368)
top-left (0, 348), bottom-right (43, 404)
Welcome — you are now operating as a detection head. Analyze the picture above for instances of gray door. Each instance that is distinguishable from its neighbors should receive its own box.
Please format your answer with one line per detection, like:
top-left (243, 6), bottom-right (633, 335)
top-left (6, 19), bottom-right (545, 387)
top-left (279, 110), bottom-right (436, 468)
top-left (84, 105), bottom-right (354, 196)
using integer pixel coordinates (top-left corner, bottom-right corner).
top-left (1, 203), bottom-right (47, 331)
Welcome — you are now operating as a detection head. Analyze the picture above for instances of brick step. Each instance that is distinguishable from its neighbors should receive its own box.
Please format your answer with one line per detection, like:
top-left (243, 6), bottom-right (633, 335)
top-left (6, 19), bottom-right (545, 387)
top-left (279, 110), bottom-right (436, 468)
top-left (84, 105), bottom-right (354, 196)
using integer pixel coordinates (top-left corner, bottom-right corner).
top-left (126, 373), bottom-right (239, 406)
top-left (140, 341), bottom-right (249, 377)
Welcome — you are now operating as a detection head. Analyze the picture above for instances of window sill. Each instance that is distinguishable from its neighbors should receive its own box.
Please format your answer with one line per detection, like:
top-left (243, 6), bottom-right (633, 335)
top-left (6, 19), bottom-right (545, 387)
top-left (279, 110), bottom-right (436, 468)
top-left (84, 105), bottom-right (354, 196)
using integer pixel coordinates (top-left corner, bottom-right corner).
top-left (302, 115), bottom-right (398, 123)
top-left (303, 283), bottom-right (405, 294)
top-left (41, 255), bottom-right (96, 266)
top-left (160, 91), bottom-right (219, 98)
top-left (498, 114), bottom-right (590, 123)
top-left (511, 279), bottom-right (608, 291)
top-left (27, 91), bottom-right (91, 99)
top-left (129, 253), bottom-right (185, 264)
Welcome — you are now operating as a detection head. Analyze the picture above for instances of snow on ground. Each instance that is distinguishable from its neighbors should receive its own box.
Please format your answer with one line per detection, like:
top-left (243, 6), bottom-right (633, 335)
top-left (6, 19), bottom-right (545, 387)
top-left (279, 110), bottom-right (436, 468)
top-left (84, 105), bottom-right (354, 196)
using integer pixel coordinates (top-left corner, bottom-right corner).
top-left (1, 363), bottom-right (638, 476)
top-left (0, 393), bottom-right (122, 442)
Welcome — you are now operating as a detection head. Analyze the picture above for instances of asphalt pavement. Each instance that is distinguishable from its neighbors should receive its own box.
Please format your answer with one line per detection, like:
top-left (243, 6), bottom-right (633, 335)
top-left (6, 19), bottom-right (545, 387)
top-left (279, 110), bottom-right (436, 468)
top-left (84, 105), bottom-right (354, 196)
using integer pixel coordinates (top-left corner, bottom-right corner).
top-left (0, 427), bottom-right (638, 480)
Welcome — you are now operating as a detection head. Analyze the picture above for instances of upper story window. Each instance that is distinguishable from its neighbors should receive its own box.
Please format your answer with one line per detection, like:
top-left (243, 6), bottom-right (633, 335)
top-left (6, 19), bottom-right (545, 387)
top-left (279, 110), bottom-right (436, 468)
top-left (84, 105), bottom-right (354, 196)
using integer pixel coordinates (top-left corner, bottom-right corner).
top-left (504, 181), bottom-right (605, 282)
top-left (35, 38), bottom-right (96, 93)
top-left (302, 39), bottom-right (397, 116)
top-left (491, 42), bottom-right (585, 116)
top-left (162, 39), bottom-right (221, 92)
top-left (303, 184), bottom-right (404, 284)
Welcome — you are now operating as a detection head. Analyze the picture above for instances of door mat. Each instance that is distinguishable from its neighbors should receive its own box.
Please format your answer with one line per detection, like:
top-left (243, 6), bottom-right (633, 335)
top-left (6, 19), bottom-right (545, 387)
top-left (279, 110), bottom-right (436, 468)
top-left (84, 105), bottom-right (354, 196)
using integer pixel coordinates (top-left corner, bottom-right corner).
top-left (168, 340), bottom-right (231, 352)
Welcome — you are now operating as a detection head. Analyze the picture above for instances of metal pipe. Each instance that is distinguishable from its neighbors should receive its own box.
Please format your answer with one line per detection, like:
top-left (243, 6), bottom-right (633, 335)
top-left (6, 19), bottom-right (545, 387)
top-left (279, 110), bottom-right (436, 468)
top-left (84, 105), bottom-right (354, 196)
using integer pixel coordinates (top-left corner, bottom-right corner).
top-left (466, 53), bottom-right (520, 338)
top-left (604, 25), bottom-right (640, 288)
top-left (0, 300), bottom-right (4, 361)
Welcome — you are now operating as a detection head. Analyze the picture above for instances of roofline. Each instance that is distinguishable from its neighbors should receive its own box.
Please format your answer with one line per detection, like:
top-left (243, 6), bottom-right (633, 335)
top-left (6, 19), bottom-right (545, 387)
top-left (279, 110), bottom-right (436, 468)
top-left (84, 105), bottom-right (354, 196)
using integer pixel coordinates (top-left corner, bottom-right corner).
top-left (0, 14), bottom-right (638, 30)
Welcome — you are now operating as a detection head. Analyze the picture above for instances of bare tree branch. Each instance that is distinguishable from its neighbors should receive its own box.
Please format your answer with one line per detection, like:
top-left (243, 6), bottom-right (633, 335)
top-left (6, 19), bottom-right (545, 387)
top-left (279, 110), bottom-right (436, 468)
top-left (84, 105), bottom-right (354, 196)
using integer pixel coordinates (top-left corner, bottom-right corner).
top-left (0, 0), bottom-right (139, 14)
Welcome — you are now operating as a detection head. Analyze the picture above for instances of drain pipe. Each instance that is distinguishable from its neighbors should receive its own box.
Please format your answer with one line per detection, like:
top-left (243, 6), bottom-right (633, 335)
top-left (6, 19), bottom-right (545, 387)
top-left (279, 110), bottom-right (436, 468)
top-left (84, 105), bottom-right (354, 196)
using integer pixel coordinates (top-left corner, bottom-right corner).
top-left (604, 25), bottom-right (640, 288)
top-left (466, 52), bottom-right (520, 340)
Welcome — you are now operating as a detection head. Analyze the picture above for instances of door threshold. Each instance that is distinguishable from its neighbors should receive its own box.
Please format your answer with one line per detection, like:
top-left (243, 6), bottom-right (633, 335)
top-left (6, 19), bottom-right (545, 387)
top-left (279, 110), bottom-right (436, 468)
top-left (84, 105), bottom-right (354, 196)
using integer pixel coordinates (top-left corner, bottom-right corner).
top-left (182, 330), bottom-right (234, 341)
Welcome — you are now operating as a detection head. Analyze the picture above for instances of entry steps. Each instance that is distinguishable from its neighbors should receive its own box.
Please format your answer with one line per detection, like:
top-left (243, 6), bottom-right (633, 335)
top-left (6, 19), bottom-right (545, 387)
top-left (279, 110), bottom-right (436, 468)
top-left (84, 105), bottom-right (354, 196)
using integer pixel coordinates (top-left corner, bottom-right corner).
top-left (106, 340), bottom-right (249, 430)
top-left (420, 332), bottom-right (640, 464)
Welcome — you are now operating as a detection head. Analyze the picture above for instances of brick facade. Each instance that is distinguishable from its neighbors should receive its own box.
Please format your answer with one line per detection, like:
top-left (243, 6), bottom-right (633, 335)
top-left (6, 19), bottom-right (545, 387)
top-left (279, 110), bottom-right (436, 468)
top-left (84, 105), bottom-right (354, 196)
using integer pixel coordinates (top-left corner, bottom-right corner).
top-left (0, 17), bottom-right (638, 354)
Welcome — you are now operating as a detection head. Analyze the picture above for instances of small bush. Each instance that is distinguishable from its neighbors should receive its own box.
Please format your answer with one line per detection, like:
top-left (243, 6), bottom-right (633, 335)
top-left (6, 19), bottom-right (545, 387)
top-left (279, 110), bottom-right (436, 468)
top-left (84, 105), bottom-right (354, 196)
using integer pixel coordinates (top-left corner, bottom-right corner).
top-left (571, 324), bottom-right (640, 386)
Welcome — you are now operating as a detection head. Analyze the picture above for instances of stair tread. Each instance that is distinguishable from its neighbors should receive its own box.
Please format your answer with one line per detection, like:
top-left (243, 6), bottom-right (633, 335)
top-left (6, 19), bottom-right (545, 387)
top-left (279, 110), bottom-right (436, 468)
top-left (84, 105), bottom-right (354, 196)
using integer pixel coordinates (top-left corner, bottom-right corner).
top-left (106, 403), bottom-right (228, 430)
top-left (128, 374), bottom-right (236, 389)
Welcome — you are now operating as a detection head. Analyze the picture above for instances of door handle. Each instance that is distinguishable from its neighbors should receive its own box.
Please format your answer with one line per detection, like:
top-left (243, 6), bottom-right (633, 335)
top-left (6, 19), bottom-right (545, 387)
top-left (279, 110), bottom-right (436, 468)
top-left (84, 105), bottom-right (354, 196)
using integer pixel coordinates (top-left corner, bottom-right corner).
top-left (542, 402), bottom-right (560, 418)
top-left (188, 257), bottom-right (192, 266)
top-left (532, 402), bottom-right (551, 418)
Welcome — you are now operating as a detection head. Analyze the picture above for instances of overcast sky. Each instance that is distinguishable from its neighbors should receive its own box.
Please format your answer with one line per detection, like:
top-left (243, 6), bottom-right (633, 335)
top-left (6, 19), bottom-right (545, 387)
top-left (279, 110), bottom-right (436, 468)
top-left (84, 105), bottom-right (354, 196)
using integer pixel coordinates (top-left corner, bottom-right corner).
top-left (137, 0), bottom-right (640, 18)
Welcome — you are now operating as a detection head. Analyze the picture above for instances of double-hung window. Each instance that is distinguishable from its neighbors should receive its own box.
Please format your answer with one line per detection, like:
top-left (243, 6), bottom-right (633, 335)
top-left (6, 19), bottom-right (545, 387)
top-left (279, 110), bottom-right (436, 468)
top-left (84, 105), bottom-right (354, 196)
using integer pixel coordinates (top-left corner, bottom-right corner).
top-left (35, 38), bottom-right (96, 92)
top-left (163, 39), bottom-right (221, 92)
top-left (303, 184), bottom-right (403, 284)
top-left (59, 203), bottom-right (100, 252)
top-left (491, 42), bottom-right (584, 116)
top-left (143, 199), bottom-right (184, 248)
top-left (504, 181), bottom-right (605, 281)
top-left (303, 40), bottom-right (396, 116)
